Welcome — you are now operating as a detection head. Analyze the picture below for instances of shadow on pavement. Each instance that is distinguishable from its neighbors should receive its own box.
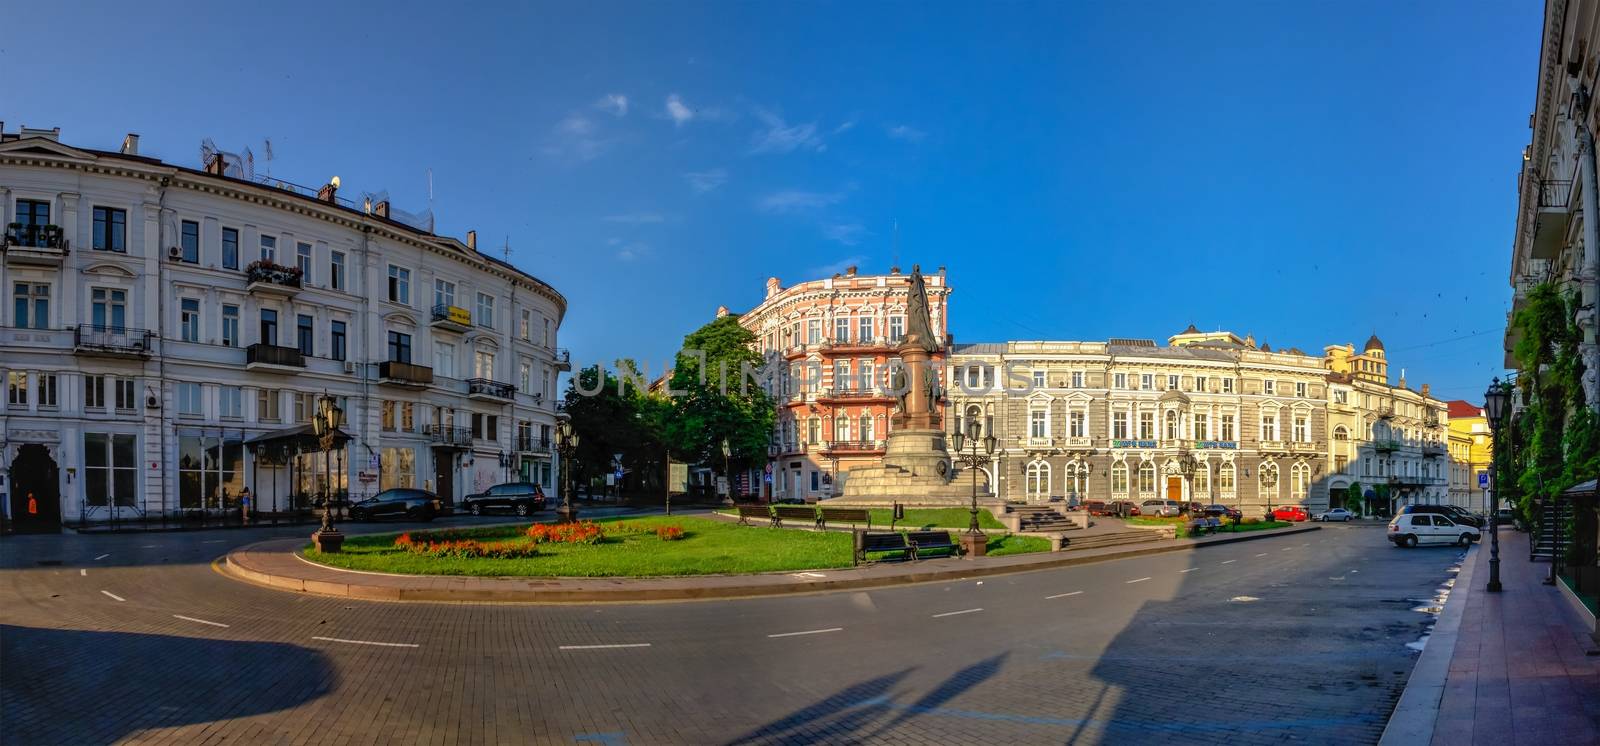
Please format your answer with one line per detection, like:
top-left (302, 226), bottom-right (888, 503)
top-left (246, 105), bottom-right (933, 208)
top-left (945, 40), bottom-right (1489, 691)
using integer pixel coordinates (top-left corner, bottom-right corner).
top-left (1, 624), bottom-right (335, 745)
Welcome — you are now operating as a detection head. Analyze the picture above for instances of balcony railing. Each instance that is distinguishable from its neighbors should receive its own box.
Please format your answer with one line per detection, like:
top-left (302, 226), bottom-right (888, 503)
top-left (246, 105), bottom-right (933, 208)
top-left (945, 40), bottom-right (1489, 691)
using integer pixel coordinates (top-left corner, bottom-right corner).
top-left (516, 436), bottom-right (552, 454)
top-left (379, 360), bottom-right (434, 385)
top-left (824, 440), bottom-right (886, 453)
top-left (1422, 443), bottom-right (1447, 458)
top-left (4, 223), bottom-right (66, 249)
top-left (430, 304), bottom-right (471, 330)
top-left (553, 347), bottom-right (571, 369)
top-left (245, 343), bottom-right (306, 369)
top-left (467, 378), bottom-right (515, 400)
top-left (1538, 179), bottom-right (1572, 209)
top-left (245, 261), bottom-right (303, 295)
top-left (1372, 438), bottom-right (1401, 453)
top-left (1376, 406), bottom-right (1394, 420)
top-left (423, 425), bottom-right (473, 448)
top-left (73, 325), bottom-right (154, 357)
top-left (823, 385), bottom-right (888, 400)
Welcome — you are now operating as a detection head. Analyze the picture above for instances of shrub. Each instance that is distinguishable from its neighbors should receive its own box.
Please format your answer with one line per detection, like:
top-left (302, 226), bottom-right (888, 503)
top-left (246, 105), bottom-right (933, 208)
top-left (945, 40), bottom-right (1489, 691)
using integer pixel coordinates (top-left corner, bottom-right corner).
top-left (655, 525), bottom-right (684, 541)
top-left (1241, 517), bottom-right (1262, 525)
top-left (526, 520), bottom-right (605, 545)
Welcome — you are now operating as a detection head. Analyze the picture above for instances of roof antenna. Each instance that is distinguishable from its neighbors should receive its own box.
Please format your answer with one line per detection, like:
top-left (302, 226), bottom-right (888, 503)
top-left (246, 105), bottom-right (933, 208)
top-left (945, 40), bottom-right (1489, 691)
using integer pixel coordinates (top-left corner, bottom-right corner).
top-left (503, 235), bottom-right (511, 264)
top-left (427, 168), bottom-right (434, 210)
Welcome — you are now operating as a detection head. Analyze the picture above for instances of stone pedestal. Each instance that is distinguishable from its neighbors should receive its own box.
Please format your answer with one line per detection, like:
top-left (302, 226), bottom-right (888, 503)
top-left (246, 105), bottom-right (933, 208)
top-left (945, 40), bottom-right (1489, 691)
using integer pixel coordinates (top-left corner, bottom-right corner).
top-left (960, 532), bottom-right (987, 558)
top-left (311, 528), bottom-right (344, 553)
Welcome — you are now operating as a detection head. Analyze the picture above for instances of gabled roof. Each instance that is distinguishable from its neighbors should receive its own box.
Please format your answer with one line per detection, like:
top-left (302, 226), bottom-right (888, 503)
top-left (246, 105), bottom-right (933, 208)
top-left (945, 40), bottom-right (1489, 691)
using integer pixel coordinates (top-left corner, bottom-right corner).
top-left (1446, 400), bottom-right (1482, 419)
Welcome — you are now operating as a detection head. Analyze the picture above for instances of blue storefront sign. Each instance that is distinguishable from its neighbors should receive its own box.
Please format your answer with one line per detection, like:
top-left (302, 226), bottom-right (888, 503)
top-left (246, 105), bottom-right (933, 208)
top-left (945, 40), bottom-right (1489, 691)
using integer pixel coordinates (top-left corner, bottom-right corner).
top-left (1111, 439), bottom-right (1159, 449)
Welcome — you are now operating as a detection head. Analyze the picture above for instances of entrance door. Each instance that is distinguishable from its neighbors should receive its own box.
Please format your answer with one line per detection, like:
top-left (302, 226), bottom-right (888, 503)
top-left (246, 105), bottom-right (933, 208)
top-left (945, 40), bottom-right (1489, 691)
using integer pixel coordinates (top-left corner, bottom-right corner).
top-left (434, 453), bottom-right (455, 508)
top-left (9, 444), bottom-right (61, 533)
top-left (1166, 476), bottom-right (1183, 503)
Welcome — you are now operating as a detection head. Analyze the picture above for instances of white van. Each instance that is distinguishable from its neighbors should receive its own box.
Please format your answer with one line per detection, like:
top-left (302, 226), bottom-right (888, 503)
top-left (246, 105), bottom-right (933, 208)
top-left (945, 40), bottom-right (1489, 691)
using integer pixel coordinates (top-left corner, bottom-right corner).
top-left (1388, 513), bottom-right (1480, 548)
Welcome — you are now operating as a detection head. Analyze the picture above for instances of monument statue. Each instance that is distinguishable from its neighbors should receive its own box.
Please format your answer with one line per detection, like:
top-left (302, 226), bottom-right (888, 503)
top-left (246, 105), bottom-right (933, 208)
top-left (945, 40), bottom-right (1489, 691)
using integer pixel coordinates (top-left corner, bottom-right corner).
top-left (903, 265), bottom-right (940, 354)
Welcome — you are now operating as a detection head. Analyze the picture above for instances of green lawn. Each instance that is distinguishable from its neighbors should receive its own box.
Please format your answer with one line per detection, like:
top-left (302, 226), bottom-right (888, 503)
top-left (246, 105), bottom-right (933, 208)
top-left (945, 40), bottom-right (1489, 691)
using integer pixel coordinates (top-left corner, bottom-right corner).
top-left (987, 534), bottom-right (1051, 556)
top-left (1125, 515), bottom-right (1291, 538)
top-left (306, 516), bottom-right (855, 577)
top-left (717, 506), bottom-right (1004, 530)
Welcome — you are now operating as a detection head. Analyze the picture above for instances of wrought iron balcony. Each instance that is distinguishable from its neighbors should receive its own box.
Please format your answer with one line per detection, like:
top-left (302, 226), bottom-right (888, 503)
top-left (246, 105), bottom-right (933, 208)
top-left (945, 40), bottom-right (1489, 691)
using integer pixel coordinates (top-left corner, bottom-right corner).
top-left (245, 261), bottom-right (303, 297)
top-left (245, 343), bottom-right (305, 372)
top-left (516, 435), bottom-right (552, 454)
top-left (423, 425), bottom-right (473, 449)
top-left (820, 385), bottom-right (889, 401)
top-left (1372, 438), bottom-right (1401, 453)
top-left (1422, 442), bottom-right (1447, 458)
top-left (4, 224), bottom-right (68, 266)
top-left (73, 325), bottom-right (154, 358)
top-left (467, 378), bottom-right (515, 401)
top-left (430, 304), bottom-right (471, 332)
top-left (553, 347), bottom-right (571, 370)
top-left (823, 440), bottom-right (886, 454)
top-left (379, 360), bottom-right (434, 387)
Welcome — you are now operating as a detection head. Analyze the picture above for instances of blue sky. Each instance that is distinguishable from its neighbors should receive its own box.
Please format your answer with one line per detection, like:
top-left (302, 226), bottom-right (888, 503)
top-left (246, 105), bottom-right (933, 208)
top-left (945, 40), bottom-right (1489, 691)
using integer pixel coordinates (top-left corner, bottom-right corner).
top-left (5, 1), bottom-right (1538, 402)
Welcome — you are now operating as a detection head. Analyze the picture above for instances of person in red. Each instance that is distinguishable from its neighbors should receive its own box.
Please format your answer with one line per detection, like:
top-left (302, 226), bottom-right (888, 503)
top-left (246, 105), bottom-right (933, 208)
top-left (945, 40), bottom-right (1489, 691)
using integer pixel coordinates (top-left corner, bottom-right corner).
top-left (26, 492), bottom-right (38, 515)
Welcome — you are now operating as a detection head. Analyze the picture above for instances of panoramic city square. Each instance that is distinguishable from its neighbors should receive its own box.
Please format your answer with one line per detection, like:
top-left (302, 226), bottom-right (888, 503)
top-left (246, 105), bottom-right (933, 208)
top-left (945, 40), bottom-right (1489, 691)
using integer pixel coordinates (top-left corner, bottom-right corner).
top-left (4, 1), bottom-right (1600, 744)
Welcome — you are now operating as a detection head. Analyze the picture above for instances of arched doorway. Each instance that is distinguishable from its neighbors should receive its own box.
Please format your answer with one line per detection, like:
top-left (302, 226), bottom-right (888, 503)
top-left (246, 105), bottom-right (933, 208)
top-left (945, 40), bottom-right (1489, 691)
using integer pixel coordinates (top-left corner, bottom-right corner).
top-left (9, 444), bottom-right (61, 533)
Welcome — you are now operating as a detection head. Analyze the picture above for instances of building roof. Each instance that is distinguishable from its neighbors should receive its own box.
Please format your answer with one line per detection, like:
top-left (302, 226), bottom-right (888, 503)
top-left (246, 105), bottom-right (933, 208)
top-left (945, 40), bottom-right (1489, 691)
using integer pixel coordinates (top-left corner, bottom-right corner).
top-left (1364, 333), bottom-right (1385, 352)
top-left (950, 342), bottom-right (1007, 355)
top-left (1447, 400), bottom-right (1483, 419)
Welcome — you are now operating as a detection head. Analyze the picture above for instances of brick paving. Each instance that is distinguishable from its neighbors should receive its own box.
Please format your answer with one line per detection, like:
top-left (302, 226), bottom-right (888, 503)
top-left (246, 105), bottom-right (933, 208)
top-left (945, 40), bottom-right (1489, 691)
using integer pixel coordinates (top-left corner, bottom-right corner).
top-left (1429, 530), bottom-right (1600, 746)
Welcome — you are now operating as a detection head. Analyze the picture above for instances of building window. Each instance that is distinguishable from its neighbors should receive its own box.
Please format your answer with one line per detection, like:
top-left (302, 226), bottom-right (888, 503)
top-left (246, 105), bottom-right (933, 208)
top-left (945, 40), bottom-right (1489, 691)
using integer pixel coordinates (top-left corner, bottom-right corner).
top-left (474, 349), bottom-right (496, 379)
top-left (387, 331), bottom-right (412, 363)
top-left (1069, 410), bottom-right (1086, 438)
top-left (380, 447), bottom-right (415, 490)
top-left (1112, 410), bottom-right (1129, 439)
top-left (520, 309), bottom-right (532, 341)
top-left (294, 392), bottom-right (317, 423)
top-left (401, 402), bottom-right (415, 432)
top-left (1291, 462), bottom-right (1310, 501)
top-left (1221, 378), bottom-right (1234, 394)
top-left (1111, 462), bottom-right (1129, 494)
top-left (434, 279), bottom-right (455, 309)
top-left (1138, 462), bottom-right (1156, 495)
top-left (1259, 462), bottom-right (1280, 503)
top-left (177, 382), bottom-right (202, 416)
top-left (544, 318), bottom-right (552, 347)
top-left (1138, 411), bottom-right (1155, 439)
top-left (1293, 415), bottom-right (1309, 442)
top-left (37, 374), bottom-right (57, 409)
top-left (835, 316), bottom-right (850, 343)
top-left (14, 199), bottom-right (49, 243)
top-left (1071, 371), bottom-right (1084, 388)
top-left (381, 400), bottom-right (396, 431)
top-left (476, 293), bottom-right (495, 328)
top-left (1195, 375), bottom-right (1209, 392)
top-left (258, 389), bottom-right (280, 422)
top-left (296, 242), bottom-right (313, 283)
top-left (221, 305), bottom-right (239, 347)
top-left (860, 413), bottom-right (874, 441)
top-left (888, 316), bottom-right (904, 342)
top-left (180, 220), bottom-right (200, 263)
top-left (807, 318), bottom-right (822, 344)
top-left (834, 415), bottom-right (851, 441)
top-left (1333, 389), bottom-right (1347, 404)
top-left (1168, 374), bottom-right (1179, 390)
top-left (1030, 409), bottom-right (1047, 438)
top-left (1141, 374), bottom-right (1153, 390)
top-left (260, 309), bottom-right (278, 345)
top-left (1113, 372), bottom-right (1127, 389)
top-left (1032, 370), bottom-right (1046, 388)
top-left (330, 250), bottom-right (345, 290)
top-left (92, 206), bottom-right (126, 252)
top-left (388, 265), bottom-right (410, 304)
top-left (1218, 462), bottom-right (1236, 494)
top-left (435, 342), bottom-right (456, 378)
top-left (807, 416), bottom-right (821, 444)
top-left (114, 377), bottom-right (135, 411)
top-left (259, 235), bottom-right (277, 262)
top-left (180, 298), bottom-right (200, 342)
top-left (1295, 382), bottom-right (1307, 398)
top-left (222, 227), bottom-right (239, 270)
top-left (1193, 411), bottom-right (1209, 440)
top-left (520, 361), bottom-right (532, 392)
top-left (1263, 379), bottom-right (1276, 395)
top-left (1220, 414), bottom-right (1235, 441)
top-left (1260, 411), bottom-right (1278, 441)
top-left (297, 314), bottom-right (314, 356)
top-left (1193, 463), bottom-right (1210, 498)
top-left (1027, 461), bottom-right (1050, 501)
top-left (85, 375), bottom-right (106, 410)
top-left (1164, 409), bottom-right (1180, 440)
top-left (220, 386), bottom-right (242, 419)
top-left (331, 321), bottom-right (346, 361)
top-left (13, 282), bottom-right (48, 329)
top-left (858, 316), bottom-right (873, 342)
top-left (84, 433), bottom-right (138, 508)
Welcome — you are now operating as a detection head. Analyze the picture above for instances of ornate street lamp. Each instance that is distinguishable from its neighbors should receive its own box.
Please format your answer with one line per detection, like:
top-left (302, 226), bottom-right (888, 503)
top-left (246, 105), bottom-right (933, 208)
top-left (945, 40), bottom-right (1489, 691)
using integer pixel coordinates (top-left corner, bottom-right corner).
top-left (721, 437), bottom-right (733, 504)
top-left (1484, 377), bottom-right (1509, 593)
top-left (556, 419), bottom-right (581, 523)
top-left (311, 393), bottom-right (345, 553)
top-left (952, 418), bottom-right (997, 558)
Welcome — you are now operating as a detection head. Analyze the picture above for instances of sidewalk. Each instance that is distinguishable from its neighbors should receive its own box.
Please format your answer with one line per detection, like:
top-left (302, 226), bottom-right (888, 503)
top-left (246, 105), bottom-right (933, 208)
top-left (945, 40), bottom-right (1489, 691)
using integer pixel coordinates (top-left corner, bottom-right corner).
top-left (1386, 528), bottom-right (1600, 745)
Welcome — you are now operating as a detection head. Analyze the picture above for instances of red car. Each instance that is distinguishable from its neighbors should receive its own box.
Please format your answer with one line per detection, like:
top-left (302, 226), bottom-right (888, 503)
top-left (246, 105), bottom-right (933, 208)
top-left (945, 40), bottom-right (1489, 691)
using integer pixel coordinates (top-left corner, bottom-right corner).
top-left (1272, 505), bottom-right (1309, 522)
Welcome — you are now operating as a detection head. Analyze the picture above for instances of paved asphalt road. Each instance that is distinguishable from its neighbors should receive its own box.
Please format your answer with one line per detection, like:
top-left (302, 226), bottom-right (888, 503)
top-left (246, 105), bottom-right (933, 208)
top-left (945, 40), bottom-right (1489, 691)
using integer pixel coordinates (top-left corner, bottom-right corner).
top-left (1, 516), bottom-right (1466, 745)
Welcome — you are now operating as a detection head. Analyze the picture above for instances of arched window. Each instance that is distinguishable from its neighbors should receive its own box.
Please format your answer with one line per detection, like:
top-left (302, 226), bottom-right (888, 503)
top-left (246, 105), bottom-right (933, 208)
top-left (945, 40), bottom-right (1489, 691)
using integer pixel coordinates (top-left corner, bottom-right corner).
top-left (1193, 462), bottom-right (1210, 499)
top-left (834, 415), bottom-right (850, 442)
top-left (1332, 425), bottom-right (1349, 440)
top-left (1026, 461), bottom-right (1050, 502)
top-left (1218, 462), bottom-right (1236, 496)
top-left (1111, 462), bottom-right (1129, 494)
top-left (1065, 462), bottom-right (1087, 503)
top-left (1290, 462), bottom-right (1310, 501)
top-left (1165, 409), bottom-right (1180, 440)
top-left (1138, 462), bottom-right (1156, 495)
top-left (860, 413), bottom-right (874, 442)
top-left (1260, 462), bottom-right (1280, 504)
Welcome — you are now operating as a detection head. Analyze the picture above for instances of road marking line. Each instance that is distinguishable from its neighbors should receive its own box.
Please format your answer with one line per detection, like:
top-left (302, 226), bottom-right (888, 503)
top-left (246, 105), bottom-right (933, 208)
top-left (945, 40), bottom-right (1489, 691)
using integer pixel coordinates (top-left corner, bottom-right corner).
top-left (201, 540), bottom-right (226, 544)
top-left (80, 569), bottom-right (87, 576)
top-left (312, 636), bottom-right (419, 649)
top-left (1255, 553), bottom-right (1268, 558)
top-left (100, 590), bottom-right (125, 602)
top-left (558, 643), bottom-right (652, 650)
top-left (93, 554), bottom-right (110, 560)
top-left (932, 608), bottom-right (983, 618)
top-left (767, 627), bottom-right (843, 638)
top-left (1125, 577), bottom-right (1152, 584)
top-left (174, 614), bottom-right (230, 628)
top-left (1045, 591), bottom-right (1083, 599)
top-left (140, 545), bottom-right (157, 549)
top-left (1180, 568), bottom-right (1199, 574)
top-left (1221, 559), bottom-right (1237, 564)
top-left (1281, 547), bottom-right (1293, 552)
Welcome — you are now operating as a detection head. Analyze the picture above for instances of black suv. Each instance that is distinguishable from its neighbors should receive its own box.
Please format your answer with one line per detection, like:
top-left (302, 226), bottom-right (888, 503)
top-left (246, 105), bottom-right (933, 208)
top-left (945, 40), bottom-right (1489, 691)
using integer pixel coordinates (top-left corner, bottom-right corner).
top-left (1399, 504), bottom-right (1484, 528)
top-left (348, 488), bottom-right (441, 521)
top-left (460, 482), bottom-right (546, 517)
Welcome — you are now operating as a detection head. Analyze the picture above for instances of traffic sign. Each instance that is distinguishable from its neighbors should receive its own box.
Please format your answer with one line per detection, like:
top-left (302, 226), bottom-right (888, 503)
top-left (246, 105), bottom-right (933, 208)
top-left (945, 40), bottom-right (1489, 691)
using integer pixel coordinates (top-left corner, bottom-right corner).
top-left (1478, 471), bottom-right (1489, 489)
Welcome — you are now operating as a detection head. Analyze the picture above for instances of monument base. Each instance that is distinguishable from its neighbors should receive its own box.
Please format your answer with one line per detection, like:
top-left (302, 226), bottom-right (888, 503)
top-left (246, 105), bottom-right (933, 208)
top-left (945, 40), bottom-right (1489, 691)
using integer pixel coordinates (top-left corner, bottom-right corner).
top-left (825, 427), bottom-right (998, 508)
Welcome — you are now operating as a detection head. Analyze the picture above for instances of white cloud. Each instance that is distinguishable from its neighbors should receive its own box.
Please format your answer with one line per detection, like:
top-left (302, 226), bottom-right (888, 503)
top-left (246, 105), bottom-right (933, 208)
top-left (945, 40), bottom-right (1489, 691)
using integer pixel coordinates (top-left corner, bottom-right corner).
top-left (560, 115), bottom-right (594, 136)
top-left (602, 212), bottom-right (666, 224)
top-left (615, 241), bottom-right (650, 262)
top-left (757, 189), bottom-right (844, 214)
top-left (832, 119), bottom-right (858, 135)
top-left (886, 124), bottom-right (927, 142)
top-left (666, 94), bottom-right (694, 126)
top-left (808, 255), bottom-right (868, 277)
top-left (542, 114), bottom-right (611, 161)
top-left (822, 223), bottom-right (866, 245)
top-left (749, 109), bottom-right (824, 154)
top-left (597, 93), bottom-right (629, 117)
top-left (684, 168), bottom-right (728, 194)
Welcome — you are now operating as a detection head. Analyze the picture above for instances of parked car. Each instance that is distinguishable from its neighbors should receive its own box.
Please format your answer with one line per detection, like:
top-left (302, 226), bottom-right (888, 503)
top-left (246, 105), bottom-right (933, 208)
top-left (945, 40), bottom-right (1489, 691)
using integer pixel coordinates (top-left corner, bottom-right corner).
top-left (1204, 504), bottom-right (1242, 520)
top-left (1315, 507), bottom-right (1354, 522)
top-left (348, 488), bottom-right (441, 522)
top-left (1182, 501), bottom-right (1206, 515)
top-left (1496, 508), bottom-right (1521, 531)
top-left (1082, 500), bottom-right (1110, 516)
top-left (773, 497), bottom-right (809, 505)
top-left (1272, 505), bottom-right (1310, 522)
top-left (1141, 499), bottom-right (1182, 517)
top-left (460, 482), bottom-right (545, 517)
top-left (1389, 513), bottom-right (1481, 547)
top-left (1399, 504), bottom-right (1485, 528)
top-left (1107, 500), bottom-right (1143, 517)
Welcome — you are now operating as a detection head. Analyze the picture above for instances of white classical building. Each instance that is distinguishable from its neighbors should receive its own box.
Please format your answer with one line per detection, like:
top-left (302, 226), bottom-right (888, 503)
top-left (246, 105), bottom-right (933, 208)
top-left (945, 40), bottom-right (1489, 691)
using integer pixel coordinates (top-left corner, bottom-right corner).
top-left (0, 126), bottom-right (569, 531)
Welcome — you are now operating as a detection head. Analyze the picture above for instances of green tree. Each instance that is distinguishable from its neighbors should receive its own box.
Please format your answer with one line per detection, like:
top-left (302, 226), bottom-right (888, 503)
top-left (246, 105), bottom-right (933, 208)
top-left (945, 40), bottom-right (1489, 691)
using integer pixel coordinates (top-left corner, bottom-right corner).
top-left (1346, 482), bottom-right (1363, 515)
top-left (663, 315), bottom-right (775, 479)
top-left (561, 361), bottom-right (659, 494)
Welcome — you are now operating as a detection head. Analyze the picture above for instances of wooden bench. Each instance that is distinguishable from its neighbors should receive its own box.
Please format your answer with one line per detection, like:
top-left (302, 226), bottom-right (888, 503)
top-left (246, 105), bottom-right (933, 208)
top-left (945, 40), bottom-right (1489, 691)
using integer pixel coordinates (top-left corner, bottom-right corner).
top-left (907, 530), bottom-right (960, 558)
top-left (736, 504), bottom-right (776, 527)
top-left (856, 530), bottom-right (911, 563)
top-left (773, 505), bottom-right (819, 528)
top-left (1187, 516), bottom-right (1226, 536)
top-left (819, 507), bottom-right (870, 530)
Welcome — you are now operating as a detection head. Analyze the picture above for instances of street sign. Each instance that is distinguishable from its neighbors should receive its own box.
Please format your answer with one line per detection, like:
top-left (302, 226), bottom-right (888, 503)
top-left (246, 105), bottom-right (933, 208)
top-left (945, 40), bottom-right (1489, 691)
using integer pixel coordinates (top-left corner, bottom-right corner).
top-left (358, 471), bottom-right (377, 484)
top-left (605, 474), bottom-right (616, 486)
top-left (669, 463), bottom-right (689, 493)
top-left (1478, 471), bottom-right (1489, 489)
top-left (716, 477), bottom-right (729, 496)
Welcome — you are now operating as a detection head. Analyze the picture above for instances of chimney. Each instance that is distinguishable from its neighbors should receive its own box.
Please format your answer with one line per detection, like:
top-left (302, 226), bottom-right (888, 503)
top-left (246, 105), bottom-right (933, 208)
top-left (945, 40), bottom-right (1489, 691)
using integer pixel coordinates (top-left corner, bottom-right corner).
top-left (1398, 369), bottom-right (1408, 390)
top-left (317, 177), bottom-right (339, 204)
top-left (765, 277), bottom-right (781, 299)
top-left (205, 153), bottom-right (228, 176)
top-left (1421, 383), bottom-right (1431, 398)
top-left (120, 133), bottom-right (140, 155)
top-left (373, 200), bottom-right (390, 219)
top-left (845, 265), bottom-right (857, 277)
top-left (466, 230), bottom-right (477, 250)
top-left (890, 266), bottom-right (901, 275)
top-left (715, 305), bottom-right (730, 318)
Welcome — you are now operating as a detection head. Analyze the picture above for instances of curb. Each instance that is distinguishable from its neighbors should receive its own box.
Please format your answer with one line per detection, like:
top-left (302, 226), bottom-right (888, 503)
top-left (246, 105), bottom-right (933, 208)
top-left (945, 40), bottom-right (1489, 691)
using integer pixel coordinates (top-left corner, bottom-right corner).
top-left (220, 524), bottom-right (1321, 605)
top-left (1377, 538), bottom-right (1479, 745)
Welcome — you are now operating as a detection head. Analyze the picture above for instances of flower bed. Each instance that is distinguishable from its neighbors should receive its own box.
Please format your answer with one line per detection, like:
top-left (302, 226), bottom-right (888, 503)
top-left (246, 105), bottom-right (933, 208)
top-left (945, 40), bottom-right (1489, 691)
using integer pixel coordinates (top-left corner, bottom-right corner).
top-left (526, 520), bottom-right (605, 544)
top-left (394, 532), bottom-right (539, 559)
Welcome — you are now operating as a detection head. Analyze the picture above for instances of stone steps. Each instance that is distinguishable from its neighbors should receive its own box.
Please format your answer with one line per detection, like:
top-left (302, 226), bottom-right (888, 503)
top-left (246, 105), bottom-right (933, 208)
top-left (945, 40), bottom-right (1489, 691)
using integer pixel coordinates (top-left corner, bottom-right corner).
top-left (1060, 529), bottom-right (1164, 551)
top-left (1010, 507), bottom-right (1079, 532)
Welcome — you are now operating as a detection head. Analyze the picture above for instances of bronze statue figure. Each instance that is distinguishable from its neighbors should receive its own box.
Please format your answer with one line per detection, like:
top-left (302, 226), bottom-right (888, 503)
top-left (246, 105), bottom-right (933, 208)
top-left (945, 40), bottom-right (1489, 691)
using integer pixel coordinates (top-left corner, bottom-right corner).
top-left (903, 265), bottom-right (940, 354)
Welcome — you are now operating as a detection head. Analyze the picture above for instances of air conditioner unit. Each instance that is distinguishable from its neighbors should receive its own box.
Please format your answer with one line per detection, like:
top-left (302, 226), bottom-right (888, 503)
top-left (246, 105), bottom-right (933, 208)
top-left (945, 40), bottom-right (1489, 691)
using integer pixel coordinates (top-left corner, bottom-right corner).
top-left (146, 394), bottom-right (160, 409)
top-left (344, 360), bottom-right (358, 374)
top-left (167, 246), bottom-right (182, 260)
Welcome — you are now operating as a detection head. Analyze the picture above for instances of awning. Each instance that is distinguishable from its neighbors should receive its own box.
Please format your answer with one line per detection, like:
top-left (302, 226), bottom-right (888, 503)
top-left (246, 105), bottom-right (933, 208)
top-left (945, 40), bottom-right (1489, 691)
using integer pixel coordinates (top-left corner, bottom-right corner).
top-left (245, 424), bottom-right (352, 452)
top-left (1560, 478), bottom-right (1598, 496)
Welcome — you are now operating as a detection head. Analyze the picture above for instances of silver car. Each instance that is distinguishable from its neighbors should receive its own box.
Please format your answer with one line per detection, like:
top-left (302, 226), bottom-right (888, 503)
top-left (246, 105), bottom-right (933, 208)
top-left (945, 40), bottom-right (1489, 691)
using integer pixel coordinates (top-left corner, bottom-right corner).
top-left (1315, 508), bottom-right (1354, 522)
top-left (1140, 499), bottom-right (1182, 517)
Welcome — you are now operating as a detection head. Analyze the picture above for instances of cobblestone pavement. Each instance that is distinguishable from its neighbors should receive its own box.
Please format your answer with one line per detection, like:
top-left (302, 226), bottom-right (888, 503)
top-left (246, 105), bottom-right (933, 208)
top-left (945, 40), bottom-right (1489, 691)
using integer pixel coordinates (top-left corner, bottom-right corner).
top-left (1, 520), bottom-right (1457, 745)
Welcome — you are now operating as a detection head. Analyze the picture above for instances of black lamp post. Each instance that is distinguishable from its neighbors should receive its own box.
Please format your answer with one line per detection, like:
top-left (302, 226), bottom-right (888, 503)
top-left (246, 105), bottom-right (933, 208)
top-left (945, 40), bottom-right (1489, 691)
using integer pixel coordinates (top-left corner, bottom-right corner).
top-left (721, 437), bottom-right (733, 504)
top-left (1484, 377), bottom-right (1509, 593)
top-left (556, 420), bottom-right (581, 523)
top-left (952, 419), bottom-right (997, 558)
top-left (310, 394), bottom-right (345, 553)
